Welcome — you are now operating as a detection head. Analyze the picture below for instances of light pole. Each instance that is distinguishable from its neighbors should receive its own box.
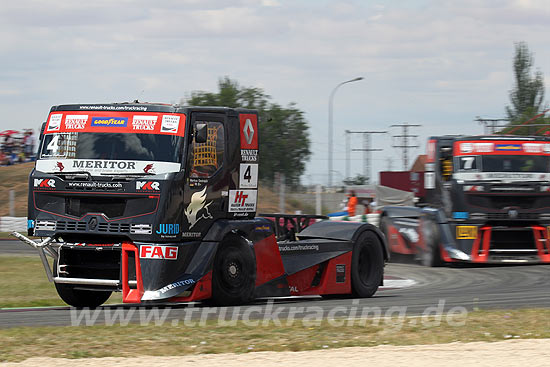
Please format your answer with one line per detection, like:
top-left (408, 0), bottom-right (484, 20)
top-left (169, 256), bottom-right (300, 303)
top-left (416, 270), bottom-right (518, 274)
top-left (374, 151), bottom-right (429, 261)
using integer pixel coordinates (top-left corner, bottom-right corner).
top-left (328, 77), bottom-right (363, 188)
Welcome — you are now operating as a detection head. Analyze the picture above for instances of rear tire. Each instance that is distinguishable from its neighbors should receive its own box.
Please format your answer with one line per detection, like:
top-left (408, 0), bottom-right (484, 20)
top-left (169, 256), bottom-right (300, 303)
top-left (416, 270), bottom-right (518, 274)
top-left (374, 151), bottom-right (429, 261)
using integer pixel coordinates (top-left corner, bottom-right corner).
top-left (211, 236), bottom-right (256, 306)
top-left (54, 283), bottom-right (112, 308)
top-left (351, 231), bottom-right (384, 298)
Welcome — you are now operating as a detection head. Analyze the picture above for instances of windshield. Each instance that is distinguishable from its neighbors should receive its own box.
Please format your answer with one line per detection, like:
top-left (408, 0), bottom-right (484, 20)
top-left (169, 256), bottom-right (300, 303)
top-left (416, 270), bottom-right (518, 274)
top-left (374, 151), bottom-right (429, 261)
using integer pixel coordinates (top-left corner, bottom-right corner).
top-left (40, 132), bottom-right (183, 163)
top-left (455, 155), bottom-right (550, 173)
top-left (482, 155), bottom-right (549, 173)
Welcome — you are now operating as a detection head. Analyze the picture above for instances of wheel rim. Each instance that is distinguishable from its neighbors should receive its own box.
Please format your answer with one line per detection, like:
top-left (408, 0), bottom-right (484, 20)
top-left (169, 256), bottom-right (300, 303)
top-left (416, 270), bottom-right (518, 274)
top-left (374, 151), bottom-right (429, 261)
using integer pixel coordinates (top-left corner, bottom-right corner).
top-left (219, 255), bottom-right (246, 290)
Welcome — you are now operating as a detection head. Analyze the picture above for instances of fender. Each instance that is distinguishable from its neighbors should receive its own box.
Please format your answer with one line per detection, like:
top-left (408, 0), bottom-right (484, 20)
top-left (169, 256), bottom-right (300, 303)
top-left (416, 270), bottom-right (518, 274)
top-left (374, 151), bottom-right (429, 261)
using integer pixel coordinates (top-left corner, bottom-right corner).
top-left (297, 220), bottom-right (389, 261)
top-left (381, 206), bottom-right (470, 262)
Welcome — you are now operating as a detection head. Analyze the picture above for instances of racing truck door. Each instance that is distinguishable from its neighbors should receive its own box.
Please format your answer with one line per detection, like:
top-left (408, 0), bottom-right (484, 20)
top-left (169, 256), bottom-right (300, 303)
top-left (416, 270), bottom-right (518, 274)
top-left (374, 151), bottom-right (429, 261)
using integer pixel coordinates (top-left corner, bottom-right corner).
top-left (181, 111), bottom-right (232, 239)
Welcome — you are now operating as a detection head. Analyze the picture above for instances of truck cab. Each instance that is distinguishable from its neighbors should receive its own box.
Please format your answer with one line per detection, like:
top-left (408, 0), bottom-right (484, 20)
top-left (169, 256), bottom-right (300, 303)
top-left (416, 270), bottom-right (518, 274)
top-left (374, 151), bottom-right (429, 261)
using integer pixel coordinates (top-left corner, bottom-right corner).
top-left (424, 135), bottom-right (550, 263)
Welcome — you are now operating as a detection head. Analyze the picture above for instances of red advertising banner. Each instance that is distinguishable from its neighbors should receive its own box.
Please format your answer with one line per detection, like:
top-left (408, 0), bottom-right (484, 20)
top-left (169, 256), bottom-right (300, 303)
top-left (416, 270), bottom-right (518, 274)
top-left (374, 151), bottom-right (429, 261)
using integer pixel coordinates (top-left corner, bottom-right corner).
top-left (45, 111), bottom-right (186, 137)
top-left (453, 140), bottom-right (550, 156)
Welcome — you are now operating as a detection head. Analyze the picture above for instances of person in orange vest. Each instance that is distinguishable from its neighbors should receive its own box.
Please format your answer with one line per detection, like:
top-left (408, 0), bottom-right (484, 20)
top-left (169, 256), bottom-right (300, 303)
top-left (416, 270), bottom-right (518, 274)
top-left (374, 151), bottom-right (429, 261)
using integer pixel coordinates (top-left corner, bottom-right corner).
top-left (347, 190), bottom-right (358, 217)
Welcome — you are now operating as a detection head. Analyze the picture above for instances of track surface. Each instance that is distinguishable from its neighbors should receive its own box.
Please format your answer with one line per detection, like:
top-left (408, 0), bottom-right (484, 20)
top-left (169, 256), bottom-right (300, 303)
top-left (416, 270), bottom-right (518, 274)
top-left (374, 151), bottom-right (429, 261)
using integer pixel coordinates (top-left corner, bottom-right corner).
top-left (1, 240), bottom-right (549, 328)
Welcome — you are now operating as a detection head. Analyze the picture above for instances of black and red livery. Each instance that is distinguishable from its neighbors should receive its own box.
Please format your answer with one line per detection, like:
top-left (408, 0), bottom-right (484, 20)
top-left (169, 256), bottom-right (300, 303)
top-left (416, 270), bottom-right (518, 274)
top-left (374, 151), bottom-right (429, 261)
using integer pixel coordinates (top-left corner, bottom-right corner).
top-left (26, 103), bottom-right (388, 307)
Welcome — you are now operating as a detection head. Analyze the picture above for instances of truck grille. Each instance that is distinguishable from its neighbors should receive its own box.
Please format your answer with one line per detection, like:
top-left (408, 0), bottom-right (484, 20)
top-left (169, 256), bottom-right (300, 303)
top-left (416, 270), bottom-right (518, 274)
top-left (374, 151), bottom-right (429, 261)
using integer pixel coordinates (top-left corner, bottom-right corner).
top-left (98, 223), bottom-right (130, 233)
top-left (488, 228), bottom-right (537, 255)
top-left (485, 213), bottom-right (539, 220)
top-left (36, 220), bottom-right (136, 234)
top-left (56, 221), bottom-right (87, 231)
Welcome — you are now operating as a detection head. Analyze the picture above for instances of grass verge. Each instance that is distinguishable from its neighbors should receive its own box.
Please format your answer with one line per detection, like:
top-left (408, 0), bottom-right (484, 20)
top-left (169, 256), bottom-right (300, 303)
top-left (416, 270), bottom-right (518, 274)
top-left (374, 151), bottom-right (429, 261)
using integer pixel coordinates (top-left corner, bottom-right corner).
top-left (0, 309), bottom-right (549, 362)
top-left (0, 256), bottom-right (121, 308)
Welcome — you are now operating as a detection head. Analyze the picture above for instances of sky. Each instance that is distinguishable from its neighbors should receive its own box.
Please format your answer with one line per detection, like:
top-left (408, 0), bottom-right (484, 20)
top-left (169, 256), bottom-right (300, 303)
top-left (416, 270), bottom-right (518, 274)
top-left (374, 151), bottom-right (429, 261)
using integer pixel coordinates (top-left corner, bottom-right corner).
top-left (2, 0), bottom-right (550, 185)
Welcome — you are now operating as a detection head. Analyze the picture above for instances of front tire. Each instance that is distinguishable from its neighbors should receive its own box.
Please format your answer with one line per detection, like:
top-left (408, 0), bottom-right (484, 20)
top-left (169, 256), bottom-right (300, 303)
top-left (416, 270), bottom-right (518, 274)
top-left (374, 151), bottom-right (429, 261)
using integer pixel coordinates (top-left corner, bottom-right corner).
top-left (211, 236), bottom-right (256, 306)
top-left (419, 220), bottom-right (442, 267)
top-left (54, 283), bottom-right (112, 308)
top-left (53, 260), bottom-right (112, 308)
top-left (351, 231), bottom-right (384, 298)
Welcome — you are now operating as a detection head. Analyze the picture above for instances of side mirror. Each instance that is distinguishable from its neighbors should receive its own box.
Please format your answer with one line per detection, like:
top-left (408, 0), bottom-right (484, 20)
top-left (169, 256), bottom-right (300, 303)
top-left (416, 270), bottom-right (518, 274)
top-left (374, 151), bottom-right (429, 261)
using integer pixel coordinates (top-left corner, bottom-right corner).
top-left (195, 123), bottom-right (207, 144)
top-left (39, 122), bottom-right (46, 141)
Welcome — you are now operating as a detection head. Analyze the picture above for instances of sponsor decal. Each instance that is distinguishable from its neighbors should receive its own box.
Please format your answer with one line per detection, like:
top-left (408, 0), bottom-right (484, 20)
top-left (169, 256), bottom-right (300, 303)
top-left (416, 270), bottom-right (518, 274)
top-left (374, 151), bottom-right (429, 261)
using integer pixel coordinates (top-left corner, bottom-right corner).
top-left (336, 264), bottom-right (346, 283)
top-left (453, 212), bottom-right (469, 219)
top-left (289, 286), bottom-right (298, 293)
top-left (47, 114), bottom-right (63, 131)
top-left (241, 149), bottom-right (258, 162)
top-left (523, 143), bottom-right (542, 153)
top-left (495, 144), bottom-right (522, 151)
top-left (233, 212), bottom-right (249, 217)
top-left (64, 115), bottom-right (88, 130)
top-left (36, 159), bottom-right (182, 175)
top-left (189, 177), bottom-right (209, 187)
top-left (27, 220), bottom-right (35, 229)
top-left (182, 232), bottom-right (202, 238)
top-left (132, 115), bottom-right (157, 131)
top-left (229, 190), bottom-right (257, 212)
top-left (279, 244), bottom-right (320, 252)
top-left (136, 181), bottom-right (160, 191)
top-left (460, 143), bottom-right (473, 154)
top-left (67, 181), bottom-right (123, 190)
top-left (73, 160), bottom-right (136, 170)
top-left (160, 115), bottom-right (180, 133)
top-left (139, 245), bottom-right (178, 260)
top-left (456, 226), bottom-right (478, 240)
top-left (143, 163), bottom-right (155, 174)
top-left (239, 163), bottom-right (258, 188)
top-left (255, 225), bottom-right (271, 232)
top-left (156, 223), bottom-right (180, 235)
top-left (79, 105), bottom-right (148, 111)
top-left (33, 178), bottom-right (55, 188)
top-left (91, 117), bottom-right (128, 127)
top-left (474, 143), bottom-right (494, 153)
top-left (184, 187), bottom-right (213, 229)
top-left (239, 114), bottom-right (258, 149)
top-left (157, 278), bottom-right (196, 294)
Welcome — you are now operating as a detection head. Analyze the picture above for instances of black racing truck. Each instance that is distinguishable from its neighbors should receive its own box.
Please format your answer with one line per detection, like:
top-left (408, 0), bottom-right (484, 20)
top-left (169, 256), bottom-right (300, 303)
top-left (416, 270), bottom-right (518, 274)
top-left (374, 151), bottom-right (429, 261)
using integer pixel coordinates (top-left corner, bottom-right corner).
top-left (14, 103), bottom-right (388, 307)
top-left (381, 135), bottom-right (550, 265)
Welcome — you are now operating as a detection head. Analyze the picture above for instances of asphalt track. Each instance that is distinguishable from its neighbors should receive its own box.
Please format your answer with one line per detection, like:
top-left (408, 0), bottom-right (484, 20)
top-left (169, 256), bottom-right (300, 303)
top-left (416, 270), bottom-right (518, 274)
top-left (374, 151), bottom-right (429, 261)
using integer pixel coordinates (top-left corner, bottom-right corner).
top-left (1, 240), bottom-right (549, 328)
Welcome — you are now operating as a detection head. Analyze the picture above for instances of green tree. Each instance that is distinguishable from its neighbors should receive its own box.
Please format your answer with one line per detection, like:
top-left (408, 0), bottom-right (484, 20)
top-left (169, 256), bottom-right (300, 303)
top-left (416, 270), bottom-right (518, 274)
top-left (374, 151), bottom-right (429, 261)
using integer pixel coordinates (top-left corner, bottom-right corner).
top-left (503, 42), bottom-right (547, 135)
top-left (185, 77), bottom-right (311, 186)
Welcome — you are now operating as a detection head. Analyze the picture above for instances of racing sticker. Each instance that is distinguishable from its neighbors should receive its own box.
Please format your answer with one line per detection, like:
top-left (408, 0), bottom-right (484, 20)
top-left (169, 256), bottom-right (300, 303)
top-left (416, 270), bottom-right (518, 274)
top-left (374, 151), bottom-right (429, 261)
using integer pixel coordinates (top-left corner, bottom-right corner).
top-left (161, 115), bottom-right (180, 134)
top-left (47, 114), bottom-right (63, 131)
top-left (132, 115), bottom-right (157, 131)
top-left (184, 187), bottom-right (213, 229)
top-left (239, 114), bottom-right (258, 149)
top-left (456, 226), bottom-right (478, 240)
top-left (239, 163), bottom-right (258, 188)
top-left (140, 245), bottom-right (178, 260)
top-left (228, 189), bottom-right (257, 212)
top-left (64, 115), bottom-right (88, 130)
top-left (91, 116), bottom-right (128, 127)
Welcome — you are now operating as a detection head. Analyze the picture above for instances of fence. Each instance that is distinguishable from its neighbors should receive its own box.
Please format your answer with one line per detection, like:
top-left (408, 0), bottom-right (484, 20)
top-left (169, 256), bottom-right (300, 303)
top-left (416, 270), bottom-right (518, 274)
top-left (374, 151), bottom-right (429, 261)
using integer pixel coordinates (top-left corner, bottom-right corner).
top-left (0, 216), bottom-right (26, 232)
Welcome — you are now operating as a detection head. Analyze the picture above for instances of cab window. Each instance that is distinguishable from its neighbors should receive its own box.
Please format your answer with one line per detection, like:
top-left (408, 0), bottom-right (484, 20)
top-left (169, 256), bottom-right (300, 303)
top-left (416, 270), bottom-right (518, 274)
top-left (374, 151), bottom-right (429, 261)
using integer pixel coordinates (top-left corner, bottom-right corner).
top-left (189, 121), bottom-right (224, 178)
